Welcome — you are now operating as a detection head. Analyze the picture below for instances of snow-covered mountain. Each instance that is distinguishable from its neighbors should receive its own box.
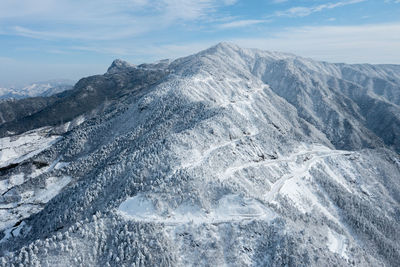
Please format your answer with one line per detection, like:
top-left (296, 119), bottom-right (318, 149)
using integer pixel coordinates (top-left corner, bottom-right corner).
top-left (0, 43), bottom-right (399, 266)
top-left (0, 80), bottom-right (75, 100)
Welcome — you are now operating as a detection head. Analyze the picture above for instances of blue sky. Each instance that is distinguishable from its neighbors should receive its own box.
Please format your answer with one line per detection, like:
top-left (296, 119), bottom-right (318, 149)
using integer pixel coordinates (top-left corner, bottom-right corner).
top-left (0, 0), bottom-right (400, 87)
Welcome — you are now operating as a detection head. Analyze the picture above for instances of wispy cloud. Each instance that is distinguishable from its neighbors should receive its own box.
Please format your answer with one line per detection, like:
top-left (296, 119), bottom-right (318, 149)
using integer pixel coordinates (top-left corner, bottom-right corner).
top-left (230, 23), bottom-right (400, 63)
top-left (218, 19), bottom-right (270, 29)
top-left (70, 22), bottom-right (400, 64)
top-left (157, 0), bottom-right (216, 21)
top-left (69, 45), bottom-right (133, 56)
top-left (13, 25), bottom-right (151, 41)
top-left (222, 0), bottom-right (238, 5)
top-left (275, 0), bottom-right (365, 17)
top-left (1, 0), bottom-right (236, 40)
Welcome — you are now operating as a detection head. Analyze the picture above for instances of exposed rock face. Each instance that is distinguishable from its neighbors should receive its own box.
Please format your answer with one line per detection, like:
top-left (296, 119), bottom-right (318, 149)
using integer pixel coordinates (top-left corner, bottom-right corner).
top-left (0, 43), bottom-right (399, 266)
top-left (107, 59), bottom-right (136, 74)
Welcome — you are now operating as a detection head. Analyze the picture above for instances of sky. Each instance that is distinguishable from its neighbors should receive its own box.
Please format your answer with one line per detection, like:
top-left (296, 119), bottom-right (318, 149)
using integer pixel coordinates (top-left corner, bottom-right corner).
top-left (0, 0), bottom-right (400, 87)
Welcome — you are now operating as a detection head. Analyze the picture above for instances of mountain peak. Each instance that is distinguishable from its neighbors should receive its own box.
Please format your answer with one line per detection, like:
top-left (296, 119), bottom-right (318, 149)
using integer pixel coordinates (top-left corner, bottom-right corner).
top-left (107, 59), bottom-right (135, 73)
top-left (214, 41), bottom-right (238, 49)
top-left (205, 42), bottom-right (241, 55)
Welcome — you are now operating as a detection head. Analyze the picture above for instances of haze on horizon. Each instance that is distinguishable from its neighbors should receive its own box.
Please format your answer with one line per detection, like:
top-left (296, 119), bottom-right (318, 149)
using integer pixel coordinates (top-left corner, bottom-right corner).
top-left (0, 0), bottom-right (399, 87)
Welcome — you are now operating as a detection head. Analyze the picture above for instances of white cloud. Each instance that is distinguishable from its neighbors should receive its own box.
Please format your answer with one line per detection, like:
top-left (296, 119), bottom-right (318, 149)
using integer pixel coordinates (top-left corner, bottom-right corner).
top-left (218, 19), bottom-right (270, 29)
top-left (275, 0), bottom-right (365, 17)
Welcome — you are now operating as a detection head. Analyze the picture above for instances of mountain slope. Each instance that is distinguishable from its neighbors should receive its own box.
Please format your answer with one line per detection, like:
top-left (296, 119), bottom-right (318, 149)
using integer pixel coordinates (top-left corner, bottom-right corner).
top-left (196, 43), bottom-right (399, 152)
top-left (0, 43), bottom-right (399, 266)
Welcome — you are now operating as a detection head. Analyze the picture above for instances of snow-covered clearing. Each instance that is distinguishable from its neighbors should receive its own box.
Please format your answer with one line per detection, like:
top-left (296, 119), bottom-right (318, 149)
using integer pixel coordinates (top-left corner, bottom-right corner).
top-left (326, 228), bottom-right (348, 259)
top-left (0, 127), bottom-right (61, 168)
top-left (118, 193), bottom-right (275, 225)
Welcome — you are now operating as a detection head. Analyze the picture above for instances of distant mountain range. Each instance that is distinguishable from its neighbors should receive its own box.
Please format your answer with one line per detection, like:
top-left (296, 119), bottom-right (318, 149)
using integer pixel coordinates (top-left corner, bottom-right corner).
top-left (0, 79), bottom-right (75, 100)
top-left (0, 43), bottom-right (399, 266)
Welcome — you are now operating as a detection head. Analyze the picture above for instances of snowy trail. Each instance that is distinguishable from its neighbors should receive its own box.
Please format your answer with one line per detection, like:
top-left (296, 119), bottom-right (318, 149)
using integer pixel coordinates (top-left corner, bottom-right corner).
top-left (221, 144), bottom-right (348, 180)
top-left (263, 148), bottom-right (349, 202)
